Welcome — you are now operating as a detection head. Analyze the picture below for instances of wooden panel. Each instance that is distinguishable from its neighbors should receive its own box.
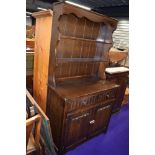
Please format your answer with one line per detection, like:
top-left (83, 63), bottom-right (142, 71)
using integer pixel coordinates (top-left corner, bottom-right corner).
top-left (64, 110), bottom-right (91, 147)
top-left (32, 3), bottom-right (119, 154)
top-left (54, 13), bottom-right (115, 81)
top-left (46, 80), bottom-right (119, 154)
top-left (89, 103), bottom-right (112, 134)
top-left (46, 88), bottom-right (65, 149)
top-left (33, 13), bottom-right (53, 112)
top-left (122, 88), bottom-right (129, 105)
top-left (47, 3), bottom-right (117, 86)
top-left (106, 71), bottom-right (129, 112)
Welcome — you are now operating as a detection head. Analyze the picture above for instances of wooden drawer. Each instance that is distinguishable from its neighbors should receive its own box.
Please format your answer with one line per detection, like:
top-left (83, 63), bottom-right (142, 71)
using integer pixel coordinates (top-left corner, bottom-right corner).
top-left (64, 102), bottom-right (113, 148)
top-left (65, 88), bottom-right (118, 112)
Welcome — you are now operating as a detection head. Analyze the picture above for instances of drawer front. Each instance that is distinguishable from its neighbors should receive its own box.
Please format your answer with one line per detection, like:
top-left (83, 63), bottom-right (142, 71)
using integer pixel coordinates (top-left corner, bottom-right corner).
top-left (66, 88), bottom-right (118, 112)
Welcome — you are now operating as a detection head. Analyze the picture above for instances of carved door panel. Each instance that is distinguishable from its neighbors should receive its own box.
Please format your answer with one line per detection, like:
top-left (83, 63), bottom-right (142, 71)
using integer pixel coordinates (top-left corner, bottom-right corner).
top-left (64, 110), bottom-right (92, 147)
top-left (88, 103), bottom-right (113, 135)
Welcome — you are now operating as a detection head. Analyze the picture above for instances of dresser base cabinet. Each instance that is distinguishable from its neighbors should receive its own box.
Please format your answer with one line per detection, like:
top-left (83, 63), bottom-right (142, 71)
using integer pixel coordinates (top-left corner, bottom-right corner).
top-left (46, 78), bottom-right (120, 154)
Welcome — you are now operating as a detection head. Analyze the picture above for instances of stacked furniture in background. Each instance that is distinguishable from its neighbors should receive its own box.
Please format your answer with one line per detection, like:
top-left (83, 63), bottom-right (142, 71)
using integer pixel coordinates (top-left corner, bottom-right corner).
top-left (105, 67), bottom-right (129, 112)
top-left (106, 47), bottom-right (129, 112)
top-left (26, 39), bottom-right (35, 94)
top-left (32, 10), bottom-right (53, 112)
top-left (26, 90), bottom-right (56, 155)
top-left (109, 47), bottom-right (128, 67)
top-left (26, 114), bottom-right (41, 155)
top-left (32, 2), bottom-right (120, 154)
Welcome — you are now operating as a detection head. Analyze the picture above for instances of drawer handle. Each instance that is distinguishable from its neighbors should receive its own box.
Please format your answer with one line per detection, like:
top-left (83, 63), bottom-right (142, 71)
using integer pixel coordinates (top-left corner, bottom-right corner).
top-left (106, 94), bottom-right (110, 98)
top-left (89, 120), bottom-right (95, 124)
top-left (72, 113), bottom-right (89, 121)
top-left (82, 100), bottom-right (87, 105)
top-left (97, 105), bottom-right (111, 112)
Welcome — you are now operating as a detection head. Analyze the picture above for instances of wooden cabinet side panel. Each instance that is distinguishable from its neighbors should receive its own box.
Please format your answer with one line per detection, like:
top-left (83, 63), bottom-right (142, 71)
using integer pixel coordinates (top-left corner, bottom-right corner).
top-left (33, 16), bottom-right (52, 112)
top-left (106, 72), bottom-right (128, 112)
top-left (46, 88), bottom-right (65, 149)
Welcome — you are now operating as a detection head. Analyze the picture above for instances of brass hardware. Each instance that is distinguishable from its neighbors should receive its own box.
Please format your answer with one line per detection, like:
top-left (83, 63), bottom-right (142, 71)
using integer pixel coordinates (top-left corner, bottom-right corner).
top-left (82, 100), bottom-right (87, 105)
top-left (89, 120), bottom-right (95, 124)
top-left (72, 113), bottom-right (89, 121)
top-left (106, 94), bottom-right (110, 98)
top-left (97, 105), bottom-right (111, 112)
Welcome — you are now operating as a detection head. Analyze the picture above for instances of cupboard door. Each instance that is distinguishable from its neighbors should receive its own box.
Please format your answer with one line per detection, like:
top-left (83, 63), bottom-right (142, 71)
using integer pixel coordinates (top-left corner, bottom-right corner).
top-left (64, 111), bottom-right (91, 147)
top-left (89, 103), bottom-right (112, 134)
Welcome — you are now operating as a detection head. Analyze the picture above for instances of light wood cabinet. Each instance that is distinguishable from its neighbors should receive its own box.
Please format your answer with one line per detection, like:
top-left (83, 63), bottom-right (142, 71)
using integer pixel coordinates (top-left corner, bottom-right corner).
top-left (33, 10), bottom-right (53, 112)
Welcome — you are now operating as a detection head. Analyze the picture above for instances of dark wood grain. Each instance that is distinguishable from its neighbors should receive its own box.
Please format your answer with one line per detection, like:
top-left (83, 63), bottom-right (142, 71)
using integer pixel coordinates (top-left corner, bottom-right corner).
top-left (48, 3), bottom-right (118, 86)
top-left (106, 71), bottom-right (129, 112)
top-left (46, 79), bottom-right (119, 154)
top-left (33, 2), bottom-right (119, 155)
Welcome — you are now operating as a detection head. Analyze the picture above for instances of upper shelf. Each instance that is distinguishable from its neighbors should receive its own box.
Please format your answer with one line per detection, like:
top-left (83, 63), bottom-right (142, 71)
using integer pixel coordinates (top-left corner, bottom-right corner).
top-left (59, 35), bottom-right (112, 44)
top-left (56, 57), bottom-right (107, 63)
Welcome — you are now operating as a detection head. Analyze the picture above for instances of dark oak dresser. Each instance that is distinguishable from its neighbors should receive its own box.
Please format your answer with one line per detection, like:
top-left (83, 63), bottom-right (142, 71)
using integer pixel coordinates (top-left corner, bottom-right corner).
top-left (33, 2), bottom-right (120, 154)
top-left (47, 78), bottom-right (119, 154)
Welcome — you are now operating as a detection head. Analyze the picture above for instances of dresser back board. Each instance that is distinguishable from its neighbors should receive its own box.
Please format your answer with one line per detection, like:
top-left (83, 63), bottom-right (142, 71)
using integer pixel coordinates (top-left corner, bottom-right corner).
top-left (48, 3), bottom-right (118, 87)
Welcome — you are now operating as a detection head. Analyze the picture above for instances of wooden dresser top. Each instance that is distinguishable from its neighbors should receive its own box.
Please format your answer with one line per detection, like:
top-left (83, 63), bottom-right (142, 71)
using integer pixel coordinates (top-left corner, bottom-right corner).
top-left (49, 78), bottom-right (119, 99)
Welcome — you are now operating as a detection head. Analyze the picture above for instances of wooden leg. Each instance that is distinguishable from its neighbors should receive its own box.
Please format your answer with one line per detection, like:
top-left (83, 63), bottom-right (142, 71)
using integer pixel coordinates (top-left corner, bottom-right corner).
top-left (33, 149), bottom-right (41, 155)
